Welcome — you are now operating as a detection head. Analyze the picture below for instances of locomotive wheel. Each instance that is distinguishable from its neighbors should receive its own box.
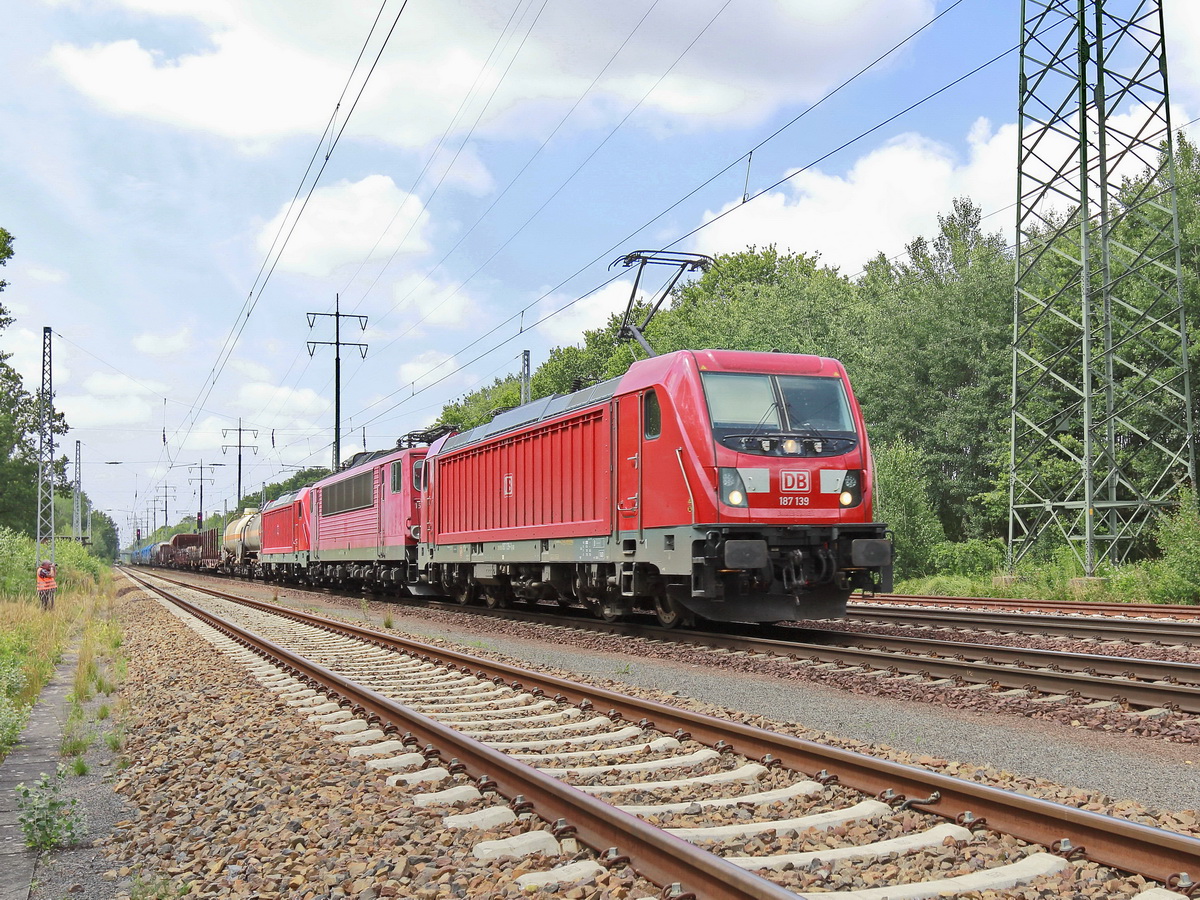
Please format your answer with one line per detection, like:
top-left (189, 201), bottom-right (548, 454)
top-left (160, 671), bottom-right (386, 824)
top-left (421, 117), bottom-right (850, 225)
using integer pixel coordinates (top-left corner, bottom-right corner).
top-left (453, 581), bottom-right (476, 605)
top-left (597, 600), bottom-right (624, 623)
top-left (653, 594), bottom-right (692, 628)
top-left (483, 586), bottom-right (510, 609)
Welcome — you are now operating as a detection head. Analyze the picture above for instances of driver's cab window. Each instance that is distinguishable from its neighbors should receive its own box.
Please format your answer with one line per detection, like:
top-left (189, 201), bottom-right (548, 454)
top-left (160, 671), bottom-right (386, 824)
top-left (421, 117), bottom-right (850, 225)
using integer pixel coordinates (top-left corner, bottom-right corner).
top-left (643, 389), bottom-right (662, 439)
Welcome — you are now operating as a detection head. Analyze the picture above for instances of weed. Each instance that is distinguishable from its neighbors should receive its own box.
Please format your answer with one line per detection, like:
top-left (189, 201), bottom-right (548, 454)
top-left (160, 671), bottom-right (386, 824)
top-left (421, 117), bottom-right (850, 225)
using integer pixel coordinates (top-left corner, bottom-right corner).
top-left (69, 755), bottom-right (89, 776)
top-left (104, 729), bottom-right (123, 752)
top-left (97, 703), bottom-right (110, 721)
top-left (383, 613), bottom-right (394, 629)
top-left (0, 695), bottom-right (29, 755)
top-left (615, 663), bottom-right (632, 675)
top-left (130, 874), bottom-right (187, 899)
top-left (15, 766), bottom-right (87, 850)
top-left (61, 730), bottom-right (92, 757)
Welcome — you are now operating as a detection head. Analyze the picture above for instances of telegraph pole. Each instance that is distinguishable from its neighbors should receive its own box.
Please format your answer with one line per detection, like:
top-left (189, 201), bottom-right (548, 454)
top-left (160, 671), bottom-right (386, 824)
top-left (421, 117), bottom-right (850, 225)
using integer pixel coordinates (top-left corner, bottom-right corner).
top-left (156, 485), bottom-right (177, 531)
top-left (35, 327), bottom-right (55, 565)
top-left (307, 295), bottom-right (367, 471)
top-left (188, 460), bottom-right (223, 531)
top-left (222, 418), bottom-right (258, 510)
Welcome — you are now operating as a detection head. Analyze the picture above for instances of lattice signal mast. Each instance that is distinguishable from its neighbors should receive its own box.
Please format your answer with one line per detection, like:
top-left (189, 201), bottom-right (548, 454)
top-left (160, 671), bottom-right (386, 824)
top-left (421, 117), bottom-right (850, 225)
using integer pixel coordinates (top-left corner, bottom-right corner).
top-left (1009, 0), bottom-right (1196, 575)
top-left (36, 327), bottom-right (56, 564)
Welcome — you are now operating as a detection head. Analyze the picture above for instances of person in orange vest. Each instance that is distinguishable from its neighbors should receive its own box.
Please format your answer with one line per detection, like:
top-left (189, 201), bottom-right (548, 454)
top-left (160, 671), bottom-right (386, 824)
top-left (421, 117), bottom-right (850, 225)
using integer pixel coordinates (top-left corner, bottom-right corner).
top-left (36, 559), bottom-right (57, 610)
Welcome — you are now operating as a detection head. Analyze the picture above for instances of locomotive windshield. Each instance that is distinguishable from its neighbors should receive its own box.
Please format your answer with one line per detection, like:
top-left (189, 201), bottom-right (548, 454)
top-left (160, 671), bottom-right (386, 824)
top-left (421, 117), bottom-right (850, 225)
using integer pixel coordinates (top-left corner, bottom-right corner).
top-left (701, 372), bottom-right (857, 456)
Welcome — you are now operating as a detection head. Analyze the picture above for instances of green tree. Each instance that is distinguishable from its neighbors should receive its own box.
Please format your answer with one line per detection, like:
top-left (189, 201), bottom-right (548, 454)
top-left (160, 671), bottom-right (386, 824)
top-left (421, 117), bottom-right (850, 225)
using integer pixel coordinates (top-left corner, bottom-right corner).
top-left (873, 438), bottom-right (946, 579)
top-left (654, 246), bottom-right (859, 360)
top-left (0, 228), bottom-right (70, 535)
top-left (854, 198), bottom-right (1012, 541)
top-left (436, 375), bottom-right (523, 431)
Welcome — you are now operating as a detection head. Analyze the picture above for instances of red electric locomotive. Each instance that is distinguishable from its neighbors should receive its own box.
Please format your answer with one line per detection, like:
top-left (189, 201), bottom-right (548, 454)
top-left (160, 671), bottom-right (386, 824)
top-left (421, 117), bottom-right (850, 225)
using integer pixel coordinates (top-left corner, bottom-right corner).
top-left (417, 348), bottom-right (892, 625)
top-left (266, 445), bottom-right (429, 587)
top-left (258, 486), bottom-right (313, 579)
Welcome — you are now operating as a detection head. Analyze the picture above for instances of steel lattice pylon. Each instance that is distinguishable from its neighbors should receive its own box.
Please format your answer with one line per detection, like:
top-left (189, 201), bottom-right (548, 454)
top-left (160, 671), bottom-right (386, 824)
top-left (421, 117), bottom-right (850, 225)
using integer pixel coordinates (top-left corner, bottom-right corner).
top-left (35, 326), bottom-right (55, 565)
top-left (1009, 0), bottom-right (1196, 575)
top-left (72, 440), bottom-right (82, 541)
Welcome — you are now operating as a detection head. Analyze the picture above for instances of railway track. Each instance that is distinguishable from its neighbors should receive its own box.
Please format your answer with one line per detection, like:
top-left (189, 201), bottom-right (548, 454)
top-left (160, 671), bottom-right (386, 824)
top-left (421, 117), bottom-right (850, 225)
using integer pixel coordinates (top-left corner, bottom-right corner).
top-left (124, 568), bottom-right (1200, 899)
top-left (857, 593), bottom-right (1200, 620)
top-left (150, 569), bottom-right (1200, 717)
top-left (843, 604), bottom-right (1200, 645)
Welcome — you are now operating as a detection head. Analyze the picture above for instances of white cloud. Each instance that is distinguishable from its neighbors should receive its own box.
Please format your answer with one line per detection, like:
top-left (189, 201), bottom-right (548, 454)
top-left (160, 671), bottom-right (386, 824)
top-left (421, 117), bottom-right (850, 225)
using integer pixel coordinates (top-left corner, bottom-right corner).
top-left (1166, 1), bottom-right (1200, 111)
top-left (384, 273), bottom-right (482, 332)
top-left (0, 327), bottom-right (66, 387)
top-left (23, 266), bottom-right (67, 283)
top-left (58, 393), bottom-right (154, 428)
top-left (48, 30), bottom-right (345, 145)
top-left (46, 0), bottom-right (935, 149)
top-left (234, 382), bottom-right (326, 418)
top-left (132, 326), bottom-right (193, 356)
top-left (692, 119), bottom-right (1017, 272)
top-left (82, 371), bottom-right (165, 396)
top-left (533, 279), bottom-right (643, 347)
top-left (228, 358), bottom-right (271, 382)
top-left (257, 175), bottom-right (430, 277)
top-left (398, 350), bottom-right (458, 391)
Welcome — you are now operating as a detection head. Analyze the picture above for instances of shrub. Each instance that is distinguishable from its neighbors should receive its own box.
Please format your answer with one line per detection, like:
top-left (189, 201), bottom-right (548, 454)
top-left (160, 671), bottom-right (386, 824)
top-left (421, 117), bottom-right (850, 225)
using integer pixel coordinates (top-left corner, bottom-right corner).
top-left (0, 696), bottom-right (29, 754)
top-left (928, 539), bottom-right (1006, 578)
top-left (15, 766), bottom-right (87, 849)
top-left (873, 439), bottom-right (946, 579)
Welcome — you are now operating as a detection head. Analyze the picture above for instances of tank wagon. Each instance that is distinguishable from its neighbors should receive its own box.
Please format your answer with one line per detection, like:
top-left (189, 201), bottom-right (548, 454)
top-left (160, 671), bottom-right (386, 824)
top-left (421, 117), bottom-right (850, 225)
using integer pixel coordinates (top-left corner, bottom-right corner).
top-left (222, 509), bottom-right (260, 576)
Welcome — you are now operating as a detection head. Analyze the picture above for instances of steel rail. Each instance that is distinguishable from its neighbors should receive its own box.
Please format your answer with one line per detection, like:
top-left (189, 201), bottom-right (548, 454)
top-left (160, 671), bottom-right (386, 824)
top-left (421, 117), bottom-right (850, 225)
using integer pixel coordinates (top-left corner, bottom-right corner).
top-left (142, 569), bottom-right (1200, 710)
top-left (365, 591), bottom-right (1200, 710)
top-left (132, 570), bottom-right (1200, 886)
top-left (130, 572), bottom-right (802, 900)
top-left (607, 623), bottom-right (1200, 712)
top-left (857, 593), bottom-right (1200, 619)
top-left (845, 605), bottom-right (1200, 643)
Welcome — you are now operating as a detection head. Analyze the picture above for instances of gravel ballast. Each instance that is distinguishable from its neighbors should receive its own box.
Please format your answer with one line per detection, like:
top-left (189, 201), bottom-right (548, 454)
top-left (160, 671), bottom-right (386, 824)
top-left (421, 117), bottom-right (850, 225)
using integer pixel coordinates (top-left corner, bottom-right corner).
top-left (20, 575), bottom-right (1200, 899)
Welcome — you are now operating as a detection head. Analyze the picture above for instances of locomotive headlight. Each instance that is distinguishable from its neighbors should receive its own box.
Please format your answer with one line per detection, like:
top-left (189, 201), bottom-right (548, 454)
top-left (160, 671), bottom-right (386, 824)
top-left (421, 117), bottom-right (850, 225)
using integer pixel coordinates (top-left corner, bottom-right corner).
top-left (838, 469), bottom-right (864, 508)
top-left (781, 438), bottom-right (801, 455)
top-left (718, 468), bottom-right (749, 507)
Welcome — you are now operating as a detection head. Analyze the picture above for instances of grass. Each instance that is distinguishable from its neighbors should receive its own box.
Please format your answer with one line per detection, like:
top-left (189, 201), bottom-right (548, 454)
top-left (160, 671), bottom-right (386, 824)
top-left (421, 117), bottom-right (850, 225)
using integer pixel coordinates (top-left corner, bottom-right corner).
top-left (0, 588), bottom-right (103, 759)
top-left (0, 563), bottom-right (126, 764)
top-left (104, 729), bottom-right (123, 752)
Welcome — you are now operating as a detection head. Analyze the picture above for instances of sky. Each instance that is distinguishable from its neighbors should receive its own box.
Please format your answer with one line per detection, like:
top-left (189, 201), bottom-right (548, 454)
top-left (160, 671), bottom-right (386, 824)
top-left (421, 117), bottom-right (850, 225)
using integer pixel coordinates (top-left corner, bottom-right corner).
top-left (2, 0), bottom-right (1200, 544)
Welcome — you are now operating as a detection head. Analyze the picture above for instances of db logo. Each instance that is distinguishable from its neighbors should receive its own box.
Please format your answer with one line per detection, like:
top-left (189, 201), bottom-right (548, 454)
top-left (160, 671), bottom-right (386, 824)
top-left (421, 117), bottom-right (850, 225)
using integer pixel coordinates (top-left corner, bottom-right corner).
top-left (502, 473), bottom-right (514, 497)
top-left (780, 471), bottom-right (810, 492)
